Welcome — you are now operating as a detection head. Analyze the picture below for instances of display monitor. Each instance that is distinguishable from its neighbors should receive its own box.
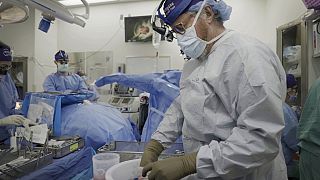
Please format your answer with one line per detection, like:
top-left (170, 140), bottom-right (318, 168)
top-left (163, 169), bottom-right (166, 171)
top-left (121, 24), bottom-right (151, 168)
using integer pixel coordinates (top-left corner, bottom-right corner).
top-left (124, 15), bottom-right (164, 42)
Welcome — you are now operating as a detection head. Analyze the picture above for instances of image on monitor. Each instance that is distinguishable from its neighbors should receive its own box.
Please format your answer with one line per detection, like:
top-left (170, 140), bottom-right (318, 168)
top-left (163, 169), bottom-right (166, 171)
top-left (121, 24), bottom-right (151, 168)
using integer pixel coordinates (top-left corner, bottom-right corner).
top-left (125, 15), bottom-right (165, 42)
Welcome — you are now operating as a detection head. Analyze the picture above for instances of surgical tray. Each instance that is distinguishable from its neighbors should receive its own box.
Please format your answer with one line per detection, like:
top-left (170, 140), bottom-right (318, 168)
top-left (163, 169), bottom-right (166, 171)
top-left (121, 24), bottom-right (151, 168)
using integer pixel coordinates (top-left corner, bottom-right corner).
top-left (0, 151), bottom-right (53, 180)
top-left (48, 136), bottom-right (85, 158)
top-left (97, 141), bottom-right (184, 162)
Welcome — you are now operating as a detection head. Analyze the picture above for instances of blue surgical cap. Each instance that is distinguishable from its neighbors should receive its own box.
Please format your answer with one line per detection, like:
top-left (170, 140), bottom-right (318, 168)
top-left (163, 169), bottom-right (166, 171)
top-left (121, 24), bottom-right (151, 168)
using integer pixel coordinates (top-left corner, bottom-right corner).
top-left (161, 0), bottom-right (232, 25)
top-left (188, 0), bottom-right (232, 22)
top-left (55, 50), bottom-right (69, 61)
top-left (162, 0), bottom-right (201, 25)
top-left (0, 42), bottom-right (12, 62)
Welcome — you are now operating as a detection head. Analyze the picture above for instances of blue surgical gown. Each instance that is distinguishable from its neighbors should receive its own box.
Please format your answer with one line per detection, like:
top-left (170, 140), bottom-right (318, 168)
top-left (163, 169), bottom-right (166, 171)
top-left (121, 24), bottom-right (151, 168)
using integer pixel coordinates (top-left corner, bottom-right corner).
top-left (0, 73), bottom-right (18, 141)
top-left (43, 72), bottom-right (98, 100)
top-left (43, 72), bottom-right (88, 92)
top-left (282, 103), bottom-right (299, 165)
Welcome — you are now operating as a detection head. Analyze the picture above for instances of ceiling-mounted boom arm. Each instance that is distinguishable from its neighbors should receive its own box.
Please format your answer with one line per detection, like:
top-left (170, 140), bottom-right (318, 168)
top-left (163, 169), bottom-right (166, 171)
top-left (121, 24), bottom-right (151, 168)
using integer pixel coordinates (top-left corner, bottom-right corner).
top-left (0, 0), bottom-right (90, 32)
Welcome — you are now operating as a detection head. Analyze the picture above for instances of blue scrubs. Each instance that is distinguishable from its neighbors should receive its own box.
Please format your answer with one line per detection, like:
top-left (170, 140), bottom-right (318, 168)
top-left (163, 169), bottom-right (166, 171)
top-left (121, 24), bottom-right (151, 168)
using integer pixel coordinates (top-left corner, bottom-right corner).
top-left (43, 72), bottom-right (88, 92)
top-left (43, 72), bottom-right (99, 101)
top-left (0, 73), bottom-right (19, 141)
top-left (282, 103), bottom-right (299, 165)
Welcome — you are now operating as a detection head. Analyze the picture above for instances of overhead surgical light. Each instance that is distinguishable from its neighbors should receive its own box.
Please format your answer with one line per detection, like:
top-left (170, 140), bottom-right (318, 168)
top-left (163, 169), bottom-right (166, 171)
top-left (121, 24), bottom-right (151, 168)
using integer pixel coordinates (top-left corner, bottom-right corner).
top-left (0, 1), bottom-right (29, 27)
top-left (0, 0), bottom-right (90, 33)
top-left (59, 0), bottom-right (117, 6)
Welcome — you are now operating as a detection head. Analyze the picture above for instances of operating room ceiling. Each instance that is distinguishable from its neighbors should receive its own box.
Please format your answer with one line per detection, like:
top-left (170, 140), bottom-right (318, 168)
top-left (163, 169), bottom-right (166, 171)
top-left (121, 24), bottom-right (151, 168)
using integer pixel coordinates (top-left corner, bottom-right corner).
top-left (58, 0), bottom-right (157, 6)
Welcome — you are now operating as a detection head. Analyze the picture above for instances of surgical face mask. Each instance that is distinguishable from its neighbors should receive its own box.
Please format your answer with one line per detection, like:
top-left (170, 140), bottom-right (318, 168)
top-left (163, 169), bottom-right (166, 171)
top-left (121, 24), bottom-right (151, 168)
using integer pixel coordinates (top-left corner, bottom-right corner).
top-left (288, 95), bottom-right (297, 102)
top-left (0, 70), bottom-right (7, 75)
top-left (287, 88), bottom-right (298, 103)
top-left (176, 0), bottom-right (226, 59)
top-left (57, 63), bottom-right (69, 72)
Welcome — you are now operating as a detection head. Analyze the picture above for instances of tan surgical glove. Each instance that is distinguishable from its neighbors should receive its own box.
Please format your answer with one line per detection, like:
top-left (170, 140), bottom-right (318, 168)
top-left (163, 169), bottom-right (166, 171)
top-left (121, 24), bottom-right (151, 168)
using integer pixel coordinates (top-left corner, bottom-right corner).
top-left (142, 152), bottom-right (197, 180)
top-left (140, 139), bottom-right (165, 167)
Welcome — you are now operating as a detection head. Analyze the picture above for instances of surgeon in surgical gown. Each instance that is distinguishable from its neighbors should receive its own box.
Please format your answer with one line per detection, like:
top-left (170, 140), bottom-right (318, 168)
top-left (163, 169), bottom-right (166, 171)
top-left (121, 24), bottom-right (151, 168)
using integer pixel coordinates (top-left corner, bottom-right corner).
top-left (43, 50), bottom-right (98, 101)
top-left (140, 0), bottom-right (287, 180)
top-left (0, 42), bottom-right (32, 142)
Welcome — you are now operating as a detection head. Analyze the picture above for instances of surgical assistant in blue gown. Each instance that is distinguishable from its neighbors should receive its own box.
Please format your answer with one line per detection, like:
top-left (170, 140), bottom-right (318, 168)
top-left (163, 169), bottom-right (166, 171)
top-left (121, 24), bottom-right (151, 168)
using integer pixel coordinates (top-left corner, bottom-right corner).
top-left (0, 73), bottom-right (19, 141)
top-left (43, 50), bottom-right (98, 100)
top-left (43, 72), bottom-right (89, 93)
top-left (0, 42), bottom-right (19, 141)
top-left (282, 103), bottom-right (299, 165)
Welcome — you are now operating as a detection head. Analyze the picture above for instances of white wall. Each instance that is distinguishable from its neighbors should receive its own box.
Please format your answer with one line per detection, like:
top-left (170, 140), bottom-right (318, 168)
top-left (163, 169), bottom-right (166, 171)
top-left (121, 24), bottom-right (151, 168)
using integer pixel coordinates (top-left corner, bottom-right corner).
top-left (224, 0), bottom-right (269, 45)
top-left (58, 0), bottom-right (270, 71)
top-left (0, 0), bottom-right (312, 92)
top-left (0, 9), bottom-right (59, 92)
top-left (0, 10), bottom-right (35, 57)
top-left (33, 10), bottom-right (58, 91)
top-left (58, 1), bottom-right (185, 71)
top-left (0, 9), bottom-right (35, 91)
top-left (265, 0), bottom-right (307, 51)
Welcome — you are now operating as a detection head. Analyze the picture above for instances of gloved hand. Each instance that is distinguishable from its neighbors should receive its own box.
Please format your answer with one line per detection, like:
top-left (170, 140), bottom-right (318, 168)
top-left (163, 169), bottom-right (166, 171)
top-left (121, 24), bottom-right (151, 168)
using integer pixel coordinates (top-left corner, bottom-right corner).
top-left (140, 139), bottom-right (165, 167)
top-left (0, 115), bottom-right (31, 127)
top-left (142, 152), bottom-right (197, 180)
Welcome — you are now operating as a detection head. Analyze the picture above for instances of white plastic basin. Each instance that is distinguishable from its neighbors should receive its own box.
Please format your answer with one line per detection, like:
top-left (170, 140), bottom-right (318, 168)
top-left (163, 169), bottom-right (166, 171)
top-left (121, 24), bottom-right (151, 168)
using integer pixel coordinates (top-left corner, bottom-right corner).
top-left (105, 158), bottom-right (190, 180)
top-left (105, 159), bottom-right (144, 180)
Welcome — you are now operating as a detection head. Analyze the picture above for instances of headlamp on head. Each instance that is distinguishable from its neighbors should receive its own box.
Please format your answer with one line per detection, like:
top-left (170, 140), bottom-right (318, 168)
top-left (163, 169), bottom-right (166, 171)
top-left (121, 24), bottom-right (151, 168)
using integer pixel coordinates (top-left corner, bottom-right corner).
top-left (151, 1), bottom-right (175, 42)
top-left (151, 0), bottom-right (194, 42)
top-left (54, 50), bottom-right (69, 63)
top-left (0, 42), bottom-right (13, 62)
top-left (151, 0), bottom-right (201, 55)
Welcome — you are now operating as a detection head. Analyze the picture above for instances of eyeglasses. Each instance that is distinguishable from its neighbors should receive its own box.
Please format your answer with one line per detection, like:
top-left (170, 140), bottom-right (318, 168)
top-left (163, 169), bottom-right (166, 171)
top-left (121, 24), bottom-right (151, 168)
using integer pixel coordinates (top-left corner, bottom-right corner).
top-left (0, 64), bottom-right (12, 71)
top-left (171, 13), bottom-right (196, 35)
top-left (56, 60), bottom-right (69, 64)
top-left (172, 22), bottom-right (187, 35)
